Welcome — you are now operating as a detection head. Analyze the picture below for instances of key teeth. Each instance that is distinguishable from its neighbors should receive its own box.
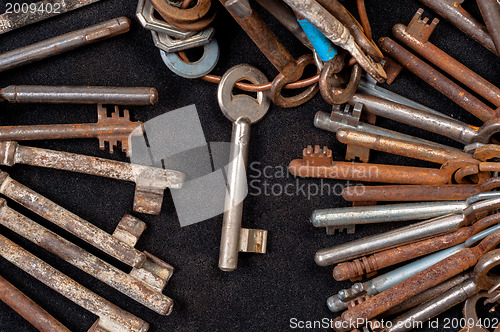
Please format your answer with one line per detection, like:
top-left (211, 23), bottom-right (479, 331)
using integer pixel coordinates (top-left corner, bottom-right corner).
top-left (406, 8), bottom-right (439, 42)
top-left (302, 145), bottom-right (333, 166)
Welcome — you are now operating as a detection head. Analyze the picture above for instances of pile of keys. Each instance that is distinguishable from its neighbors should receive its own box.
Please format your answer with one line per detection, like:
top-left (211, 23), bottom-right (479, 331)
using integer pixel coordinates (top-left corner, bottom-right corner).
top-left (1, 0), bottom-right (500, 330)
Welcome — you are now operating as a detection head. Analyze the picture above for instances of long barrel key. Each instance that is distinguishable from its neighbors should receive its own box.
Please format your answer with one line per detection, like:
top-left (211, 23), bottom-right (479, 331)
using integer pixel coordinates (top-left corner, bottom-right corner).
top-left (218, 64), bottom-right (270, 272)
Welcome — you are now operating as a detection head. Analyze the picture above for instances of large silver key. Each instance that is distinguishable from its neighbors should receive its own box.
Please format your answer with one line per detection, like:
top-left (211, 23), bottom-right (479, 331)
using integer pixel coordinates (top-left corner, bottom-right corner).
top-left (218, 64), bottom-right (270, 272)
top-left (315, 196), bottom-right (500, 266)
top-left (313, 192), bottom-right (500, 234)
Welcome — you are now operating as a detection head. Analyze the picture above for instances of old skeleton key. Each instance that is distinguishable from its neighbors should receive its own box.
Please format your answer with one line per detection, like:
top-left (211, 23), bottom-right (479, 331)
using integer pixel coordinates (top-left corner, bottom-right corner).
top-left (0, 141), bottom-right (185, 215)
top-left (218, 64), bottom-right (270, 272)
top-left (0, 105), bottom-right (142, 155)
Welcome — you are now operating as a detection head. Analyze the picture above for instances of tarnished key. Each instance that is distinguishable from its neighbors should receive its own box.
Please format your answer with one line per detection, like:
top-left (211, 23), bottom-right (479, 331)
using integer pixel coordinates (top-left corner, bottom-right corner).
top-left (312, 192), bottom-right (500, 234)
top-left (419, 0), bottom-right (499, 56)
top-left (379, 37), bottom-right (497, 123)
top-left (0, 274), bottom-right (70, 332)
top-left (314, 196), bottom-right (500, 266)
top-left (387, 250), bottom-right (500, 332)
top-left (289, 145), bottom-right (483, 185)
top-left (0, 17), bottom-right (130, 73)
top-left (342, 177), bottom-right (500, 203)
top-left (333, 212), bottom-right (500, 281)
top-left (0, 85), bottom-right (158, 105)
top-left (218, 64), bottom-right (270, 272)
top-left (0, 105), bottom-right (142, 155)
top-left (477, 0), bottom-right (500, 55)
top-left (0, 198), bottom-right (173, 315)
top-left (0, 169), bottom-right (175, 298)
top-left (392, 9), bottom-right (500, 108)
top-left (327, 220), bottom-right (500, 313)
top-left (0, 234), bottom-right (150, 332)
top-left (0, 141), bottom-right (185, 215)
top-left (0, 0), bottom-right (101, 35)
top-left (335, 231), bottom-right (500, 331)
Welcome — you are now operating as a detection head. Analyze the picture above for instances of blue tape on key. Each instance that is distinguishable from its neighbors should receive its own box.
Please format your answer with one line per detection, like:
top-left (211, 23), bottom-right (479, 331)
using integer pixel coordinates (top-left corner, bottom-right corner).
top-left (297, 19), bottom-right (337, 61)
top-left (161, 39), bottom-right (220, 79)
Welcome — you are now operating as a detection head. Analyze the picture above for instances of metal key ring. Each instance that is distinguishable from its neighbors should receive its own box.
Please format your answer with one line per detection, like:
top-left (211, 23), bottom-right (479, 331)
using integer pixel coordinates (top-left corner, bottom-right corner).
top-left (270, 53), bottom-right (319, 108)
top-left (463, 291), bottom-right (500, 332)
top-left (320, 57), bottom-right (362, 105)
top-left (160, 39), bottom-right (219, 79)
top-left (150, 0), bottom-right (211, 23)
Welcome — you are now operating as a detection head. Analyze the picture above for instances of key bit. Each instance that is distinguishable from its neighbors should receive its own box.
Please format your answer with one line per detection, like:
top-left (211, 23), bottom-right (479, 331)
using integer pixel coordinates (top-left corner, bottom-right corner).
top-left (405, 8), bottom-right (439, 42)
top-left (302, 145), bottom-right (333, 166)
top-left (0, 141), bottom-right (185, 215)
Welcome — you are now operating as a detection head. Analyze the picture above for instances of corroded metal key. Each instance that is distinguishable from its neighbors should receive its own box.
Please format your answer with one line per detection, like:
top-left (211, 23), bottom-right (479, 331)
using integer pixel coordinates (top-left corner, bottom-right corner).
top-left (0, 234), bottom-right (150, 332)
top-left (0, 141), bottom-right (185, 215)
top-left (335, 231), bottom-right (500, 331)
top-left (333, 212), bottom-right (500, 281)
top-left (0, 274), bottom-right (70, 332)
top-left (419, 0), bottom-right (499, 56)
top-left (392, 9), bottom-right (500, 108)
top-left (289, 145), bottom-right (484, 185)
top-left (0, 105), bottom-right (143, 155)
top-left (218, 64), bottom-right (270, 272)
top-left (0, 169), bottom-right (174, 297)
top-left (0, 198), bottom-right (173, 315)
top-left (342, 177), bottom-right (500, 203)
top-left (387, 250), bottom-right (500, 332)
top-left (327, 220), bottom-right (500, 312)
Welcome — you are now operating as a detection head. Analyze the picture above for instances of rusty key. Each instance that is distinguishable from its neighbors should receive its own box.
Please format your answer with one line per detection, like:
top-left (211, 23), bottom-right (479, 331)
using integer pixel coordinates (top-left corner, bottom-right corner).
top-left (336, 230), bottom-right (500, 331)
top-left (0, 105), bottom-right (143, 155)
top-left (0, 234), bottom-right (150, 332)
top-left (392, 9), bottom-right (500, 108)
top-left (219, 0), bottom-right (318, 108)
top-left (333, 213), bottom-right (500, 281)
top-left (0, 198), bottom-right (173, 315)
top-left (0, 274), bottom-right (70, 332)
top-left (0, 141), bottom-right (185, 215)
top-left (419, 0), bottom-right (499, 56)
top-left (289, 145), bottom-right (483, 185)
top-left (477, 0), bottom-right (500, 55)
top-left (0, 170), bottom-right (175, 298)
top-left (379, 37), bottom-right (497, 123)
top-left (342, 177), bottom-right (500, 203)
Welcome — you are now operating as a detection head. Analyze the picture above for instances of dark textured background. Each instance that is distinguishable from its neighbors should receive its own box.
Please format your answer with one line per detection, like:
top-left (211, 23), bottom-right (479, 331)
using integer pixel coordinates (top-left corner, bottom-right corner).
top-left (0, 0), bottom-right (499, 331)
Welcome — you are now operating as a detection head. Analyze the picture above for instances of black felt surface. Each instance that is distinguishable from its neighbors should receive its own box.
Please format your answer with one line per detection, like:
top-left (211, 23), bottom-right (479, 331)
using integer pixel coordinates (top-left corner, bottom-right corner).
top-left (0, 0), bottom-right (499, 331)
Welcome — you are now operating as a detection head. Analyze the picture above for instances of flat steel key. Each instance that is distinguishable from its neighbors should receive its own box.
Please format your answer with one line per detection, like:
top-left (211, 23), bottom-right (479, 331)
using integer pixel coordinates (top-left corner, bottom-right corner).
top-left (0, 0), bottom-right (102, 35)
top-left (218, 64), bottom-right (270, 272)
